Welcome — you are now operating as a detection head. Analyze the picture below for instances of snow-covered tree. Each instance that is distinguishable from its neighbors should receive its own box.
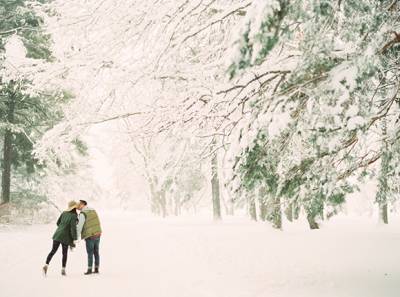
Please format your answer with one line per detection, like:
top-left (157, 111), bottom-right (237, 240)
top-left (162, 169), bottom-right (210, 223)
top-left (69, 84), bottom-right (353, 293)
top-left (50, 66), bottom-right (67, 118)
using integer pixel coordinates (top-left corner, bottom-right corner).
top-left (228, 0), bottom-right (400, 227)
top-left (0, 0), bottom-right (71, 206)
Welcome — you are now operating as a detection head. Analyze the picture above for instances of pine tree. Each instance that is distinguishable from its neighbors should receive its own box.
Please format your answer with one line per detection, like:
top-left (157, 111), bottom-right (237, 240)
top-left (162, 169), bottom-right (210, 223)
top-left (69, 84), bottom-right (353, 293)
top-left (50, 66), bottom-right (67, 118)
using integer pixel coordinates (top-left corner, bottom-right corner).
top-left (0, 0), bottom-right (67, 204)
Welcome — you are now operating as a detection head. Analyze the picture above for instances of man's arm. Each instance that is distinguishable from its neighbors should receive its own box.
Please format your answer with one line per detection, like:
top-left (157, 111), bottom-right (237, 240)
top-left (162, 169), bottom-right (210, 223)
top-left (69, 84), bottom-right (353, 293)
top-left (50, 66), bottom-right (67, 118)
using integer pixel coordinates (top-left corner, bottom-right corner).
top-left (76, 212), bottom-right (86, 240)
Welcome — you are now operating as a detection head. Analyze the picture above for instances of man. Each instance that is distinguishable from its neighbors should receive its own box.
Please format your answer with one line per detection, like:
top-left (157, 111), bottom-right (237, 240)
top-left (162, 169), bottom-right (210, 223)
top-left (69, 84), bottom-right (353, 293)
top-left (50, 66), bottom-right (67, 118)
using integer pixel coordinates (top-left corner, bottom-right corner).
top-left (77, 200), bottom-right (102, 275)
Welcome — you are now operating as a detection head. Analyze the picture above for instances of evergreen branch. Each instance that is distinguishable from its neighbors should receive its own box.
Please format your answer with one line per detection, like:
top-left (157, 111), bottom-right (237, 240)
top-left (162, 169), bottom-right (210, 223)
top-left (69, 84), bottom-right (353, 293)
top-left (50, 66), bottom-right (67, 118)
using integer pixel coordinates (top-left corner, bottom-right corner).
top-left (368, 82), bottom-right (400, 127)
top-left (0, 26), bottom-right (39, 35)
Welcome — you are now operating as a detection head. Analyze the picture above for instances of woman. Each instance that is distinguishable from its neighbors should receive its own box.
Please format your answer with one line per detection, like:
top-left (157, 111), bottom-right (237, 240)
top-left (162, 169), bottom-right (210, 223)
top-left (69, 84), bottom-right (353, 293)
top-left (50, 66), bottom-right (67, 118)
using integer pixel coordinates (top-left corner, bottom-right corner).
top-left (42, 200), bottom-right (78, 276)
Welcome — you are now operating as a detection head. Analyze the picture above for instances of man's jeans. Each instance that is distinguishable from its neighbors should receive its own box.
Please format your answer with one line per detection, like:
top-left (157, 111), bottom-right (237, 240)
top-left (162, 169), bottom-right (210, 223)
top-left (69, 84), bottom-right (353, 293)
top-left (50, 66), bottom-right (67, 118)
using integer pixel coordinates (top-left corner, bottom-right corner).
top-left (85, 237), bottom-right (100, 269)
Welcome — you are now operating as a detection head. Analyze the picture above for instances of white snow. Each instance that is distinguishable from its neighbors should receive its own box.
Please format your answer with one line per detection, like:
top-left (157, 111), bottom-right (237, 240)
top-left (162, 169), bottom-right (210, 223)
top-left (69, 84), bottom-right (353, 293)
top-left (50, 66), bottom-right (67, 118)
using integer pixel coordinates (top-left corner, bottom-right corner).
top-left (0, 213), bottom-right (399, 297)
top-left (4, 35), bottom-right (27, 67)
top-left (347, 116), bottom-right (366, 130)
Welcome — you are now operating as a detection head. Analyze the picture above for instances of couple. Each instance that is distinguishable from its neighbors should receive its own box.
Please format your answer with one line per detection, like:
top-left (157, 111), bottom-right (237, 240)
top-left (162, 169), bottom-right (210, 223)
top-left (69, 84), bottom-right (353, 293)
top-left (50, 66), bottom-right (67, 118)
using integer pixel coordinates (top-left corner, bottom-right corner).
top-left (42, 200), bottom-right (102, 276)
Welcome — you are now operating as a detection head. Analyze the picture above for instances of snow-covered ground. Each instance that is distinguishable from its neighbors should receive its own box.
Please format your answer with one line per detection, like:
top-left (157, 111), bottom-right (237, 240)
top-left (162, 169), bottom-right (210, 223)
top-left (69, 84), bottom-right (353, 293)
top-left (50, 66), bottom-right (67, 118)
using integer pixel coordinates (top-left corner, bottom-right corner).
top-left (0, 213), bottom-right (399, 297)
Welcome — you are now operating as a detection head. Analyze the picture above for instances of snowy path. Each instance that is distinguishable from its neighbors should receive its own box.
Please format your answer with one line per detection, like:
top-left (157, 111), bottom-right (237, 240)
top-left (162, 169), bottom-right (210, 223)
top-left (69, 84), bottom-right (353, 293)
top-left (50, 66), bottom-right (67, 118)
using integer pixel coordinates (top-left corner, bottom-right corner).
top-left (0, 214), bottom-right (399, 297)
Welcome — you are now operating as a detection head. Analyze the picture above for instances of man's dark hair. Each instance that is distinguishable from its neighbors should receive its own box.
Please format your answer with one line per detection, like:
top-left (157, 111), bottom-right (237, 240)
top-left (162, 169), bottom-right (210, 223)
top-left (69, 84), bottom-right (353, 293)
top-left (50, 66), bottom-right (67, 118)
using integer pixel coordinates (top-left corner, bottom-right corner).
top-left (80, 200), bottom-right (87, 206)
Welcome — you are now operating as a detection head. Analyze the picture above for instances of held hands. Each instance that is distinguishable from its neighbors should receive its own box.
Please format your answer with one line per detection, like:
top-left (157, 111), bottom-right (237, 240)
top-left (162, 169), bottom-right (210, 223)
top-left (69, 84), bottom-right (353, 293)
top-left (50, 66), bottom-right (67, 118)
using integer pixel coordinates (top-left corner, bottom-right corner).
top-left (70, 240), bottom-right (79, 251)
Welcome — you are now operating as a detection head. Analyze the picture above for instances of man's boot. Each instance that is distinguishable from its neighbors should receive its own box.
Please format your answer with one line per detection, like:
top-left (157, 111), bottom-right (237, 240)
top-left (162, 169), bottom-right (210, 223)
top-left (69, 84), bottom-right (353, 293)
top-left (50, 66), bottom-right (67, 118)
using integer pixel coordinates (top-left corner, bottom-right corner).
top-left (61, 268), bottom-right (66, 276)
top-left (84, 268), bottom-right (93, 275)
top-left (94, 267), bottom-right (99, 274)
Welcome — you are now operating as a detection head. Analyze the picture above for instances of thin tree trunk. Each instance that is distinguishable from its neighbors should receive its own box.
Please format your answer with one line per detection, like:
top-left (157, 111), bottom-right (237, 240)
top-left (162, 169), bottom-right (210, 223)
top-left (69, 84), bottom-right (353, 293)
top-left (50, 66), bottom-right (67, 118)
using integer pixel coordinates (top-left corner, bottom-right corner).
top-left (377, 118), bottom-right (389, 224)
top-left (1, 94), bottom-right (15, 205)
top-left (258, 188), bottom-right (267, 221)
top-left (260, 186), bottom-right (282, 229)
top-left (379, 201), bottom-right (388, 224)
top-left (307, 213), bottom-right (319, 229)
top-left (220, 194), bottom-right (235, 215)
top-left (174, 196), bottom-right (181, 216)
top-left (228, 197), bottom-right (235, 216)
top-left (221, 188), bottom-right (234, 215)
top-left (285, 203), bottom-right (293, 222)
top-left (219, 192), bottom-right (230, 216)
top-left (293, 204), bottom-right (300, 220)
top-left (211, 145), bottom-right (221, 220)
top-left (1, 130), bottom-right (12, 204)
top-left (159, 190), bottom-right (167, 218)
top-left (271, 195), bottom-right (282, 229)
top-left (248, 194), bottom-right (257, 221)
top-left (149, 180), bottom-right (159, 214)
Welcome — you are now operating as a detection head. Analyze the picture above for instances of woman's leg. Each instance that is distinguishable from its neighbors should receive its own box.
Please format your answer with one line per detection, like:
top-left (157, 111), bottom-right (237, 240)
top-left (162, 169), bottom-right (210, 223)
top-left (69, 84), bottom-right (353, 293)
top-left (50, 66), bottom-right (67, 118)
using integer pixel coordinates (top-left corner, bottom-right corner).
top-left (46, 241), bottom-right (61, 265)
top-left (61, 244), bottom-right (69, 268)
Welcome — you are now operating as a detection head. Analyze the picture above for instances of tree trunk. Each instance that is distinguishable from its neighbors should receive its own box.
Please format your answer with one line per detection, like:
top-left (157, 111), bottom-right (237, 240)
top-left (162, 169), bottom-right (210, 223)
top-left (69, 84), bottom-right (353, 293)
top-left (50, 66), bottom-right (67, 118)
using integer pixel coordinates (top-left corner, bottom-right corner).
top-left (377, 118), bottom-right (389, 224)
top-left (258, 188), bottom-right (267, 221)
top-left (271, 195), bottom-right (282, 229)
top-left (219, 191), bottom-right (229, 215)
top-left (1, 94), bottom-right (15, 205)
top-left (227, 197), bottom-right (234, 216)
top-left (1, 130), bottom-right (12, 204)
top-left (221, 189), bottom-right (234, 215)
top-left (248, 194), bottom-right (257, 221)
top-left (260, 186), bottom-right (282, 229)
top-left (159, 190), bottom-right (167, 218)
top-left (174, 196), bottom-right (181, 216)
top-left (379, 201), bottom-right (388, 224)
top-left (307, 213), bottom-right (319, 229)
top-left (285, 203), bottom-right (293, 222)
top-left (211, 146), bottom-right (221, 220)
top-left (148, 180), bottom-right (159, 214)
top-left (220, 158), bottom-right (234, 216)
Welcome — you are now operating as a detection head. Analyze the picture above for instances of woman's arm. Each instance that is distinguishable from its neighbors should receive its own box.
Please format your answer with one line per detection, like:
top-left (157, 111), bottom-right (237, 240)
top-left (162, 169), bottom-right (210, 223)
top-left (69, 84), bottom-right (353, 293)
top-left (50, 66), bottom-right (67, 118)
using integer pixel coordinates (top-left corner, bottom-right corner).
top-left (56, 213), bottom-right (62, 226)
top-left (70, 215), bottom-right (78, 242)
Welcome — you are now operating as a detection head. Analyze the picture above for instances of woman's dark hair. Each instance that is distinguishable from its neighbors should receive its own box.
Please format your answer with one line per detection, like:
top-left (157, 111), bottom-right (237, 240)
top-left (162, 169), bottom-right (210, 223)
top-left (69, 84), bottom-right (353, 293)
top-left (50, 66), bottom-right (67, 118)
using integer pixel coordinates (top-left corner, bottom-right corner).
top-left (79, 200), bottom-right (87, 206)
